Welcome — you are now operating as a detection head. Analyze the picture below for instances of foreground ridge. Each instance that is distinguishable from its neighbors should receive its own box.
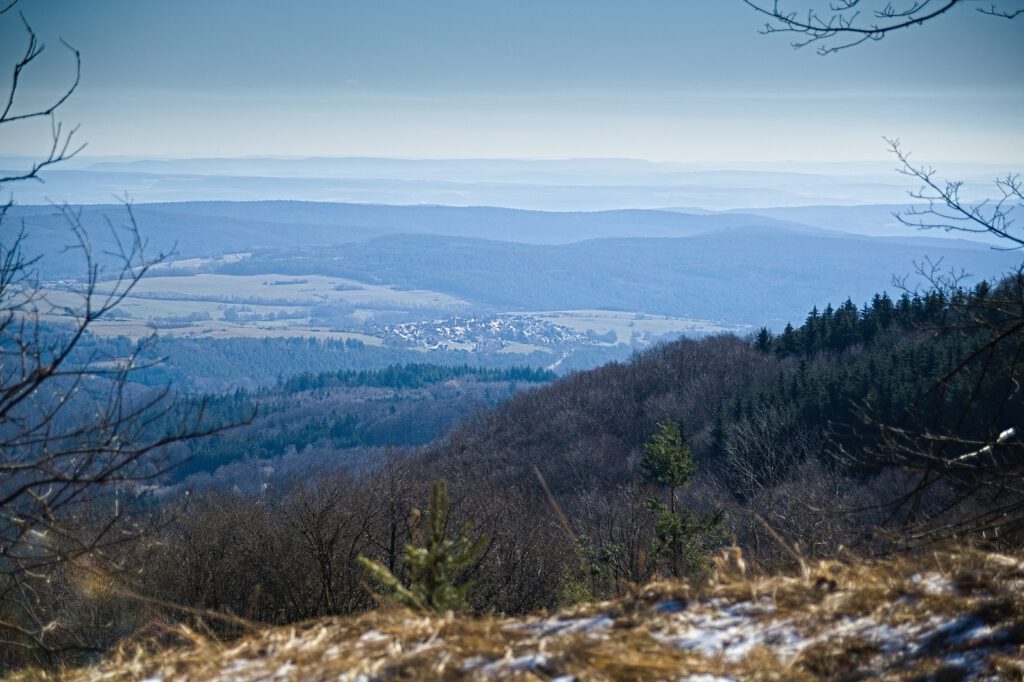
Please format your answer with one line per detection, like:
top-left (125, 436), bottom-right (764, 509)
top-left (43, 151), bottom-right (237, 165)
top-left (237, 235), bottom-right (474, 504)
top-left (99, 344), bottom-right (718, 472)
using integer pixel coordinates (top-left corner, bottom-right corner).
top-left (38, 549), bottom-right (1024, 681)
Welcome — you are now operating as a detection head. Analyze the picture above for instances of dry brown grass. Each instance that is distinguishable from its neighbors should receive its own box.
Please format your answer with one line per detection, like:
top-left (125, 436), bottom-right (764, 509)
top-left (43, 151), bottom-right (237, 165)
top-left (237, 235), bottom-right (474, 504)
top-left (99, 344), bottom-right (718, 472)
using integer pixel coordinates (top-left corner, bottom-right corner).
top-left (18, 547), bottom-right (1024, 681)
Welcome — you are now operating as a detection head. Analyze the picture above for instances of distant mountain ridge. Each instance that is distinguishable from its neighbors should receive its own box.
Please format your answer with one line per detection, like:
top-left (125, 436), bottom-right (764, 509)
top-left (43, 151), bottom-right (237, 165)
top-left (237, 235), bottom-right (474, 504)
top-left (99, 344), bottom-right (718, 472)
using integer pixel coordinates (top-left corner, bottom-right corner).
top-left (1, 168), bottom-right (916, 208)
top-left (12, 200), bottom-right (1015, 327)
top-left (5, 154), bottom-right (1011, 209)
top-left (9, 200), bottom-right (826, 263)
top-left (218, 227), bottom-right (1014, 325)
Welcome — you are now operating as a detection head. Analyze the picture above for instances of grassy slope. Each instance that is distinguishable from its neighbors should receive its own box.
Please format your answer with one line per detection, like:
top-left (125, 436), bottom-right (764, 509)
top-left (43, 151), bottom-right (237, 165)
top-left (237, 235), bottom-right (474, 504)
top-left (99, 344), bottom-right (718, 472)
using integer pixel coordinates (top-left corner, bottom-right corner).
top-left (34, 548), bottom-right (1024, 681)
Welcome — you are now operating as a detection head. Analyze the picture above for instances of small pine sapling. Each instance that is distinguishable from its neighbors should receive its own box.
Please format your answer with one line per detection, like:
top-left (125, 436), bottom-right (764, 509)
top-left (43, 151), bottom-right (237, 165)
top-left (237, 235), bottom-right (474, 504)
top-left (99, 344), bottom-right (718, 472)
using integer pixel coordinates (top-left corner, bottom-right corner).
top-left (640, 419), bottom-right (727, 577)
top-left (359, 480), bottom-right (488, 613)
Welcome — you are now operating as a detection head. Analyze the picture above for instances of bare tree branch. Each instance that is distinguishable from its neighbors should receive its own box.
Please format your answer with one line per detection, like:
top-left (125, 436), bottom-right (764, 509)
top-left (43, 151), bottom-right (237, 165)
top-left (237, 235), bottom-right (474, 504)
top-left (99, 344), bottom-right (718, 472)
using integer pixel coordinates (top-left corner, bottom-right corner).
top-left (886, 138), bottom-right (1023, 250)
top-left (978, 3), bottom-right (1024, 17)
top-left (0, 12), bottom-right (84, 186)
top-left (742, 0), bottom-right (1022, 54)
top-left (0, 5), bottom-right (250, 661)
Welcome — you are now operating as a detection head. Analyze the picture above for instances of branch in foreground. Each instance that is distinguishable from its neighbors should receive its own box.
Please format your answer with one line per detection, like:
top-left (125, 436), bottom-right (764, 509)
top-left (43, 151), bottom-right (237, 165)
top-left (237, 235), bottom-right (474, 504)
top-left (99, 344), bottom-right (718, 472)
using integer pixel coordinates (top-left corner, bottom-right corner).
top-left (743, 1), bottom-right (1021, 54)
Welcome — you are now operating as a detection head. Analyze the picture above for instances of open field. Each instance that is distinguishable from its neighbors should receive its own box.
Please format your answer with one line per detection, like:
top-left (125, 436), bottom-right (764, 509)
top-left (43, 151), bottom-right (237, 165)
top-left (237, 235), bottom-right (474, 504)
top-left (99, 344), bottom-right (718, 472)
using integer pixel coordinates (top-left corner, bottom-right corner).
top-left (40, 273), bottom-right (470, 341)
top-left (58, 318), bottom-right (386, 343)
top-left (146, 252), bottom-right (253, 272)
top-left (39, 273), bottom-right (745, 353)
top-left (497, 341), bottom-right (552, 354)
top-left (94, 273), bottom-right (471, 309)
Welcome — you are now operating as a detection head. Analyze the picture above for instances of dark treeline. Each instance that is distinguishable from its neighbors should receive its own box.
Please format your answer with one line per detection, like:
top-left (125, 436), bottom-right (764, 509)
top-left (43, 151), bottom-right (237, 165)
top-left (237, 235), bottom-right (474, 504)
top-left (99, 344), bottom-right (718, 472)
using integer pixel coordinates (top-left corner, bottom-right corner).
top-left (73, 335), bottom-right (593, 393)
top-left (754, 284), bottom-right (990, 357)
top-left (739, 284), bottom-right (1003, 447)
top-left (4, 278), bottom-right (1020, 671)
top-left (280, 363), bottom-right (554, 393)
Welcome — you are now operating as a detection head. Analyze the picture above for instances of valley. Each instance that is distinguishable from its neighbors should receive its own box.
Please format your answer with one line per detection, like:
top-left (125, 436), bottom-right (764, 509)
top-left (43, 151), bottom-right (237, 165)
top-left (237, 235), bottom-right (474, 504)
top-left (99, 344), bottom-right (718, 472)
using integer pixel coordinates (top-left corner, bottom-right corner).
top-left (29, 200), bottom-right (1016, 369)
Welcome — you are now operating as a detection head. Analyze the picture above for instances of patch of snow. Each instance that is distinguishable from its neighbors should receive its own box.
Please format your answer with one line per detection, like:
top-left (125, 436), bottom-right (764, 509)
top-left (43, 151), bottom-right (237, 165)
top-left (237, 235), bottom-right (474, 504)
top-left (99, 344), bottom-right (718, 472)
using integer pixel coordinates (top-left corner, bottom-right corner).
top-left (925, 615), bottom-right (993, 647)
top-left (552, 615), bottom-right (615, 635)
top-left (655, 603), bottom-right (802, 662)
top-left (357, 630), bottom-right (391, 644)
top-left (273, 661), bottom-right (296, 679)
top-left (482, 652), bottom-right (551, 673)
top-left (722, 599), bottom-right (775, 616)
top-left (809, 613), bottom-right (941, 657)
top-left (510, 614), bottom-right (614, 637)
top-left (909, 572), bottom-right (957, 596)
top-left (942, 650), bottom-right (991, 679)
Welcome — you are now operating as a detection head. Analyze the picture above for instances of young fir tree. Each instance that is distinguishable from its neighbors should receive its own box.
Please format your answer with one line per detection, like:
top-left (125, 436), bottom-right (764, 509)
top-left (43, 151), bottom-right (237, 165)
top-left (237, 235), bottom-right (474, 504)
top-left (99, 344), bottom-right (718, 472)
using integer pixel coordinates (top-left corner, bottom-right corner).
top-left (359, 480), bottom-right (488, 613)
top-left (640, 419), bottom-right (726, 577)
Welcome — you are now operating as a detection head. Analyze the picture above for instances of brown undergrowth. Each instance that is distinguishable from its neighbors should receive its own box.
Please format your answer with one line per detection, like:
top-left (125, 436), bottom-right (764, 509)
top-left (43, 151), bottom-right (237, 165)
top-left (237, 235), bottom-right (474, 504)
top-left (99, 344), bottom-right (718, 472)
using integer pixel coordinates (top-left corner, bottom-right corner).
top-left (18, 547), bottom-right (1024, 681)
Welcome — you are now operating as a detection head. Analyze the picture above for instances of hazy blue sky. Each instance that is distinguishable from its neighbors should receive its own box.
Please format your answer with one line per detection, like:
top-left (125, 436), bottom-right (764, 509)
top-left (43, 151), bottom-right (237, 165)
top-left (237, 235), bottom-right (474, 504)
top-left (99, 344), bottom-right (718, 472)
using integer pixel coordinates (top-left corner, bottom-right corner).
top-left (1, 1), bottom-right (1021, 163)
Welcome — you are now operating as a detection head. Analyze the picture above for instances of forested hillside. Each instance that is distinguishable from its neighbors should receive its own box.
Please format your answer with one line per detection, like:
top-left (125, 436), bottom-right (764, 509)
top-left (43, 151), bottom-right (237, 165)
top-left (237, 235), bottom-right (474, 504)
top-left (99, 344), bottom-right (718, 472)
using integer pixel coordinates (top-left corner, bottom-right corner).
top-left (167, 364), bottom-right (553, 487)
